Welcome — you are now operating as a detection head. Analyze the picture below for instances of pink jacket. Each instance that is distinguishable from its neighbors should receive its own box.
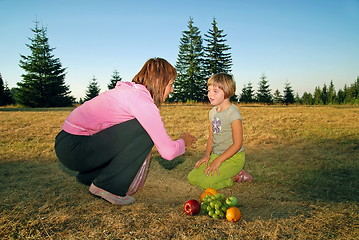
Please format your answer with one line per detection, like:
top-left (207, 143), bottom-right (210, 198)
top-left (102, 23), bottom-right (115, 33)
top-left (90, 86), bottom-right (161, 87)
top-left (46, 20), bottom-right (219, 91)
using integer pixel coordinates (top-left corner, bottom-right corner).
top-left (62, 82), bottom-right (185, 160)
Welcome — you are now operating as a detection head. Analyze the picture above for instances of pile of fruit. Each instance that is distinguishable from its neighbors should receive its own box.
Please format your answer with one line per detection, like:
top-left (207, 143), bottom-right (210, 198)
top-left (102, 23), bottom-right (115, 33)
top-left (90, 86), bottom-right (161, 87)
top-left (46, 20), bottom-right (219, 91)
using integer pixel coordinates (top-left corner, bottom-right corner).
top-left (183, 188), bottom-right (241, 222)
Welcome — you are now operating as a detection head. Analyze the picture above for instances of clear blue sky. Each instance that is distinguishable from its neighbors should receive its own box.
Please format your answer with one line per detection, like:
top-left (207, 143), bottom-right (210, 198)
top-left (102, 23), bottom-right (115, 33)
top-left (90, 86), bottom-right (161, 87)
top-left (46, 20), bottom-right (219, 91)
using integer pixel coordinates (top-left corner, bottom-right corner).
top-left (1, 0), bottom-right (358, 100)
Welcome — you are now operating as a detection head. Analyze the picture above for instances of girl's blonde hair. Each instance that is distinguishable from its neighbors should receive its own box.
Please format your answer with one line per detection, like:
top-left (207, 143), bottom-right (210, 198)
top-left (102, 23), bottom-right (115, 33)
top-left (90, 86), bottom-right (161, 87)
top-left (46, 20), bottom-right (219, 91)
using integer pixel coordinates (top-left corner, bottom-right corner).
top-left (208, 73), bottom-right (236, 98)
top-left (132, 58), bottom-right (177, 107)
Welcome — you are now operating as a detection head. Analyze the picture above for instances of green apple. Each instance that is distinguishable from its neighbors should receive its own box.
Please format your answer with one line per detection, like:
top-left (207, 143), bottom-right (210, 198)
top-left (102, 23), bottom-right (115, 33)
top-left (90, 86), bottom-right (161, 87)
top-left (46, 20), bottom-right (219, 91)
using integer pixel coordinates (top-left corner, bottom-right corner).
top-left (225, 196), bottom-right (238, 207)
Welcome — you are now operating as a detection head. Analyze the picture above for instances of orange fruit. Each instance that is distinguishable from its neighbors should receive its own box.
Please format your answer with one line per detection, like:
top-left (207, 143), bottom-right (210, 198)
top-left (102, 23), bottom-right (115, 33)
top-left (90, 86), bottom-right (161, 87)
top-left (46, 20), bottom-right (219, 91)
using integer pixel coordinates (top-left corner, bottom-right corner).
top-left (200, 191), bottom-right (213, 202)
top-left (204, 188), bottom-right (218, 195)
top-left (226, 206), bottom-right (241, 222)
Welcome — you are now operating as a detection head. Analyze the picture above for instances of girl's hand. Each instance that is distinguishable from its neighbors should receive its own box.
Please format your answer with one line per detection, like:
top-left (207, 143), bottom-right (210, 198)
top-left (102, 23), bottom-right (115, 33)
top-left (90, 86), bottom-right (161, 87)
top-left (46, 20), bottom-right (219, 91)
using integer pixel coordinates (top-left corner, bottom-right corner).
top-left (204, 158), bottom-right (222, 176)
top-left (194, 155), bottom-right (210, 169)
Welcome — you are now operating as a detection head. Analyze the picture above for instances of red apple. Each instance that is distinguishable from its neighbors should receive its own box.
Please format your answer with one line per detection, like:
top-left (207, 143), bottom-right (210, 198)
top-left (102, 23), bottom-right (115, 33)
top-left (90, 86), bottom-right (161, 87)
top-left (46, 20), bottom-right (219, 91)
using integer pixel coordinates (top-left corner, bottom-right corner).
top-left (184, 199), bottom-right (201, 216)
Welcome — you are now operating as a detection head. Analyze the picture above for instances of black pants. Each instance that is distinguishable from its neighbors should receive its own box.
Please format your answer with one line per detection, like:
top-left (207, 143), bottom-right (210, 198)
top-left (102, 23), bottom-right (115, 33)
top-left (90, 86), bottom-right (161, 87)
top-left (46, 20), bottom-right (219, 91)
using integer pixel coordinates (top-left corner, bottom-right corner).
top-left (54, 119), bottom-right (154, 196)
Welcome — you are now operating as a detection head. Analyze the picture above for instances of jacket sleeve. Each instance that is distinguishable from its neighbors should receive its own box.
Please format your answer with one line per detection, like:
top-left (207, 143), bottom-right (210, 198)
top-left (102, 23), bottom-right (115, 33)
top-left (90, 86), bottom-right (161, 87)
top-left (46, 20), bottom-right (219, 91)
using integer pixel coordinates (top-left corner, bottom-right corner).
top-left (129, 94), bottom-right (185, 160)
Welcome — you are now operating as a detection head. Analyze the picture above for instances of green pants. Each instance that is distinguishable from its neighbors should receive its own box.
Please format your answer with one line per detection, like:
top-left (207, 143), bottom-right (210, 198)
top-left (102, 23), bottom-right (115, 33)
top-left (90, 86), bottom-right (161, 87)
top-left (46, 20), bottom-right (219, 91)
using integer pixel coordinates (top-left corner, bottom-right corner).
top-left (187, 152), bottom-right (245, 190)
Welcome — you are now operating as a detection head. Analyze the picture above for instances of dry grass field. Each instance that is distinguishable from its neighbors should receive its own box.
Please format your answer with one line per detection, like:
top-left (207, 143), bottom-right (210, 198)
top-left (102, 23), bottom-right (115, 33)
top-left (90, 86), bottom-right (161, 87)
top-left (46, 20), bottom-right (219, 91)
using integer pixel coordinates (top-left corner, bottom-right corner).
top-left (0, 105), bottom-right (358, 239)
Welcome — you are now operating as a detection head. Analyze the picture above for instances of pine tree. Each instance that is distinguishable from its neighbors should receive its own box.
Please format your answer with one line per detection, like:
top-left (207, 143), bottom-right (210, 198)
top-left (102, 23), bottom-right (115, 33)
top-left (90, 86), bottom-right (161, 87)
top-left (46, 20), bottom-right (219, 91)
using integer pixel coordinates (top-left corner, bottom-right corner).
top-left (337, 88), bottom-right (346, 104)
top-left (0, 73), bottom-right (17, 106)
top-left (256, 74), bottom-right (273, 104)
top-left (2, 83), bottom-right (15, 105)
top-left (302, 92), bottom-right (314, 105)
top-left (327, 80), bottom-right (336, 104)
top-left (295, 92), bottom-right (302, 104)
top-left (17, 21), bottom-right (74, 107)
top-left (0, 73), bottom-right (4, 106)
top-left (172, 17), bottom-right (206, 102)
top-left (84, 76), bottom-right (101, 102)
top-left (204, 18), bottom-right (232, 77)
top-left (108, 69), bottom-right (122, 90)
top-left (273, 89), bottom-right (283, 104)
top-left (350, 77), bottom-right (358, 103)
top-left (344, 77), bottom-right (359, 104)
top-left (239, 82), bottom-right (255, 103)
top-left (313, 86), bottom-right (323, 105)
top-left (321, 84), bottom-right (328, 105)
top-left (354, 76), bottom-right (359, 103)
top-left (283, 81), bottom-right (295, 105)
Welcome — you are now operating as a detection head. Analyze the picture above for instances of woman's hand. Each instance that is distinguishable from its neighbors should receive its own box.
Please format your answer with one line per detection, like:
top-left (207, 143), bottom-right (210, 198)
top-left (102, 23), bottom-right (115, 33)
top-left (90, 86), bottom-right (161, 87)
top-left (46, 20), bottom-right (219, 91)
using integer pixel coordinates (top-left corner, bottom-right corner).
top-left (204, 158), bottom-right (222, 176)
top-left (181, 133), bottom-right (196, 148)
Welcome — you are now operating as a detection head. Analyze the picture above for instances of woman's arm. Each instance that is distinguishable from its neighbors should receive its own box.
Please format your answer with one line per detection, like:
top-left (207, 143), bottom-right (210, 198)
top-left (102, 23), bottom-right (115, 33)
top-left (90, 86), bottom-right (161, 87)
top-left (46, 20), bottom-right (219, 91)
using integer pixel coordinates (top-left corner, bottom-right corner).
top-left (130, 95), bottom-right (190, 160)
top-left (204, 119), bottom-right (243, 176)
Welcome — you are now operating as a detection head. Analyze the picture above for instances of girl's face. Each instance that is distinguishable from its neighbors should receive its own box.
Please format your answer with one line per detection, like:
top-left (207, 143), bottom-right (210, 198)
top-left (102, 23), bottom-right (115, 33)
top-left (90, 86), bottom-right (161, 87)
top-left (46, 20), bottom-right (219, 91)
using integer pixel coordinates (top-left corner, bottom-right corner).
top-left (208, 85), bottom-right (225, 105)
top-left (163, 79), bottom-right (174, 101)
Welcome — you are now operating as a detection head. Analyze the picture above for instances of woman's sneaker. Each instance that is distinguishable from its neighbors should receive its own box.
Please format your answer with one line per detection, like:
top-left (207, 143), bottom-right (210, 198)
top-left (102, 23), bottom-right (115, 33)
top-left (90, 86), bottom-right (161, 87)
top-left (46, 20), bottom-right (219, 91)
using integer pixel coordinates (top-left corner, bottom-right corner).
top-left (89, 183), bottom-right (136, 205)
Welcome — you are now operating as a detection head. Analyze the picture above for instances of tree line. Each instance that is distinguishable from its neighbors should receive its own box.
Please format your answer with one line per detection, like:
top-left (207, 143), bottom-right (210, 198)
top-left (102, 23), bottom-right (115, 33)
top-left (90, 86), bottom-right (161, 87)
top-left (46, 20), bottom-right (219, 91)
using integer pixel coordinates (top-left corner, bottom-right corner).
top-left (0, 19), bottom-right (358, 107)
top-left (239, 74), bottom-right (359, 105)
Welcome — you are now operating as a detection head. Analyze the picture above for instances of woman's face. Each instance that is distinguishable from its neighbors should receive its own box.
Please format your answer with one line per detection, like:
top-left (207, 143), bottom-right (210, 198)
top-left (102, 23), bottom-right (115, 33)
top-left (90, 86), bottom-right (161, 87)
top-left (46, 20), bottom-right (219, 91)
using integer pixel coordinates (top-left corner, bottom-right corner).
top-left (163, 79), bottom-right (174, 101)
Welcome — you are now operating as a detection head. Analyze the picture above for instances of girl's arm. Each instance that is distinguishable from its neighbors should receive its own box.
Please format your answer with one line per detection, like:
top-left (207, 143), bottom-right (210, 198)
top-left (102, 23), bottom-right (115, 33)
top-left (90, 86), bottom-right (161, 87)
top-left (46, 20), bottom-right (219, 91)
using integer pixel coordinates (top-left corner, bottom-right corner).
top-left (204, 119), bottom-right (243, 176)
top-left (194, 122), bottom-right (213, 168)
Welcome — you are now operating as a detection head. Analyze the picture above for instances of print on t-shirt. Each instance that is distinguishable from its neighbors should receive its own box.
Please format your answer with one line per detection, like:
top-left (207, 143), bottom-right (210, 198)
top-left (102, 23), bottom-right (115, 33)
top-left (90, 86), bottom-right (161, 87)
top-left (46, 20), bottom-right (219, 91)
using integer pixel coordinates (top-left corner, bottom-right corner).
top-left (212, 117), bottom-right (221, 134)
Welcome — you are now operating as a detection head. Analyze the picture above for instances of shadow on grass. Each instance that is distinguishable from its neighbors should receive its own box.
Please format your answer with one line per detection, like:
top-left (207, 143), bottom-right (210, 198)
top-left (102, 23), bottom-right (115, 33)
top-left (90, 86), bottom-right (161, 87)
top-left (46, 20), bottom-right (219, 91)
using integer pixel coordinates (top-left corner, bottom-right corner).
top-left (291, 167), bottom-right (359, 202)
top-left (154, 155), bottom-right (186, 170)
top-left (288, 137), bottom-right (359, 203)
top-left (58, 161), bottom-right (77, 177)
top-left (237, 136), bottom-right (359, 220)
top-left (0, 160), bottom-right (77, 210)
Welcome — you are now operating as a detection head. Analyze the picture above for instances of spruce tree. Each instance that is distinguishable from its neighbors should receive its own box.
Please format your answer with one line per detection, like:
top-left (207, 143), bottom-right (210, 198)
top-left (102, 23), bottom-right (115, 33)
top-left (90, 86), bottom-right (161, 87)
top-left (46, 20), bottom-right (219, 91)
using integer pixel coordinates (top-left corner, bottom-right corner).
top-left (273, 89), bottom-right (283, 104)
top-left (256, 74), bottom-right (273, 104)
top-left (204, 18), bottom-right (232, 77)
top-left (353, 76), bottom-right (359, 103)
top-left (337, 88), bottom-right (346, 104)
top-left (313, 86), bottom-right (323, 105)
top-left (108, 69), bottom-right (122, 90)
top-left (283, 81), bottom-right (295, 105)
top-left (17, 21), bottom-right (74, 107)
top-left (344, 77), bottom-right (359, 104)
top-left (343, 84), bottom-right (352, 104)
top-left (172, 17), bottom-right (206, 102)
top-left (239, 82), bottom-right (255, 103)
top-left (1, 82), bottom-right (15, 105)
top-left (302, 92), bottom-right (314, 105)
top-left (327, 80), bottom-right (336, 104)
top-left (84, 76), bottom-right (101, 102)
top-left (0, 73), bottom-right (4, 106)
top-left (321, 84), bottom-right (328, 105)
top-left (295, 92), bottom-right (302, 104)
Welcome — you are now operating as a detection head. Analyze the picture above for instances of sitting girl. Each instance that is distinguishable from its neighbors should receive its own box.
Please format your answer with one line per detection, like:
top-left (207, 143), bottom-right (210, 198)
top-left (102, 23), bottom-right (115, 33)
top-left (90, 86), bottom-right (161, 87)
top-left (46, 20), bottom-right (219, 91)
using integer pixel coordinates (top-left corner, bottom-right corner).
top-left (188, 73), bottom-right (250, 190)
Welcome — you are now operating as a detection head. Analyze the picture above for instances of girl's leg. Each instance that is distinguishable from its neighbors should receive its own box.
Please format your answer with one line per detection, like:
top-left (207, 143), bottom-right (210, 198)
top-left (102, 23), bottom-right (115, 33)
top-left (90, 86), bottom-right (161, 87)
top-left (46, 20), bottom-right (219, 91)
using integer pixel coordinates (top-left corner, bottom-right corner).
top-left (188, 164), bottom-right (206, 187)
top-left (188, 152), bottom-right (245, 190)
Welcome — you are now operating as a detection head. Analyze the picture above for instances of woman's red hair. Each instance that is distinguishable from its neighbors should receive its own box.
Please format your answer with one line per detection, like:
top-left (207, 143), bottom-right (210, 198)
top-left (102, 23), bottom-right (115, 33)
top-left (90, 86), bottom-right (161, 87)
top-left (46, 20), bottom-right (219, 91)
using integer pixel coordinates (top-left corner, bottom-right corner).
top-left (132, 58), bottom-right (177, 107)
